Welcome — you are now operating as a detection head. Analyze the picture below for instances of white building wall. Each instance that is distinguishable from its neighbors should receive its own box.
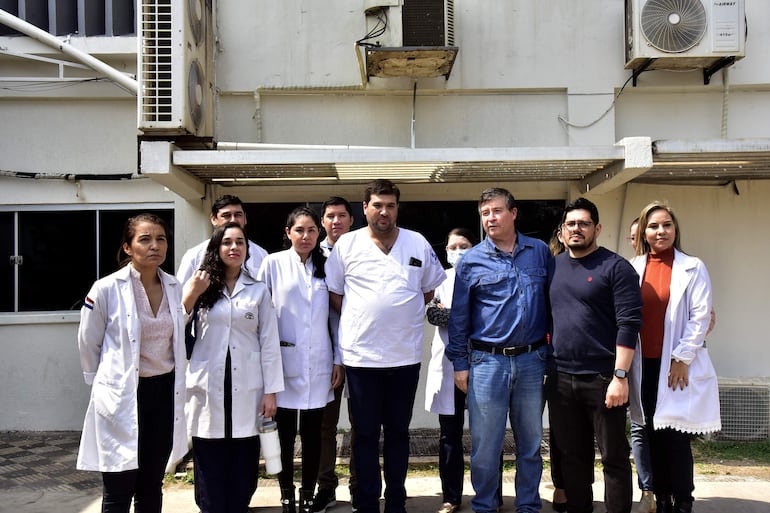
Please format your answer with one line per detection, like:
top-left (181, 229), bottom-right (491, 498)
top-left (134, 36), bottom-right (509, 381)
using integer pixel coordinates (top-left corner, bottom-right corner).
top-left (1, 0), bottom-right (769, 429)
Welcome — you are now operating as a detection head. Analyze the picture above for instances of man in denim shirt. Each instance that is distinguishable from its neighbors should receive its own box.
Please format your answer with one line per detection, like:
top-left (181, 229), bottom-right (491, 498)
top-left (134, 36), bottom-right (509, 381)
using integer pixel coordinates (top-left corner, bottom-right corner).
top-left (446, 188), bottom-right (553, 513)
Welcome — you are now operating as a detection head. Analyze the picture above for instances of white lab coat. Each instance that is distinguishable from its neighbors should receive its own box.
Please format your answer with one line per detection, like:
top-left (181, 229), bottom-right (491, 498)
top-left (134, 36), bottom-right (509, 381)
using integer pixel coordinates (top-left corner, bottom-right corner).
top-left (186, 272), bottom-right (284, 438)
top-left (631, 249), bottom-right (721, 434)
top-left (257, 249), bottom-right (334, 410)
top-left (425, 268), bottom-right (457, 415)
top-left (76, 265), bottom-right (188, 472)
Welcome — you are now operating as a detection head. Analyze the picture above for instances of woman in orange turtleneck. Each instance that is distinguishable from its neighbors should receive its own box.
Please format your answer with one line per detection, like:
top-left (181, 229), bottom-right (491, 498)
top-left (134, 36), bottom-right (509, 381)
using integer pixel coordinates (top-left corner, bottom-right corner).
top-left (630, 202), bottom-right (720, 513)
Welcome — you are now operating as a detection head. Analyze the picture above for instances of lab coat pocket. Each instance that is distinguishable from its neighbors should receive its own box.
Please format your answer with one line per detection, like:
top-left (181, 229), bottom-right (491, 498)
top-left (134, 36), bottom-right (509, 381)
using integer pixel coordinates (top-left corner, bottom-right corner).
top-left (92, 377), bottom-right (128, 419)
top-left (186, 359), bottom-right (209, 397)
top-left (281, 345), bottom-right (301, 378)
top-left (246, 351), bottom-right (264, 391)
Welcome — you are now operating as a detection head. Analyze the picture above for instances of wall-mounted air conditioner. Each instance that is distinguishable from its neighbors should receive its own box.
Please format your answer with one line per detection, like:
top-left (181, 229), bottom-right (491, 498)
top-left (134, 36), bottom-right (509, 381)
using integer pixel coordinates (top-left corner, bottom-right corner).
top-left (138, 0), bottom-right (214, 138)
top-left (625, 0), bottom-right (745, 72)
top-left (362, 0), bottom-right (458, 79)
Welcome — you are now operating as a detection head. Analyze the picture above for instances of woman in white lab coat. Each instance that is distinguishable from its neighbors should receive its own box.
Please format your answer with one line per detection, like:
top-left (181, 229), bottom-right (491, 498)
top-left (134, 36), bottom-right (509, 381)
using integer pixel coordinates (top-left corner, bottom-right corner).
top-left (77, 213), bottom-right (188, 513)
top-left (630, 202), bottom-right (720, 513)
top-left (184, 222), bottom-right (283, 513)
top-left (257, 206), bottom-right (341, 513)
top-left (424, 227), bottom-right (478, 513)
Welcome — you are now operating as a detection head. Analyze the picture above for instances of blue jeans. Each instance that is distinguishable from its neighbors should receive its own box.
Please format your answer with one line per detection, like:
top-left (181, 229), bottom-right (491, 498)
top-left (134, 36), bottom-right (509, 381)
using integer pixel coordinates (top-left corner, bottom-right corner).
top-left (630, 420), bottom-right (653, 491)
top-left (346, 364), bottom-right (420, 513)
top-left (467, 346), bottom-right (547, 513)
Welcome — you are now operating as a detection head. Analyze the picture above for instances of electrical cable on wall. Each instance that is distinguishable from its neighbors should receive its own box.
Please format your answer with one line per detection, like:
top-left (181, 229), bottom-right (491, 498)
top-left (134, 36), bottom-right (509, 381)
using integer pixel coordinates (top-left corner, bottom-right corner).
top-left (557, 74), bottom-right (636, 130)
top-left (357, 7), bottom-right (388, 47)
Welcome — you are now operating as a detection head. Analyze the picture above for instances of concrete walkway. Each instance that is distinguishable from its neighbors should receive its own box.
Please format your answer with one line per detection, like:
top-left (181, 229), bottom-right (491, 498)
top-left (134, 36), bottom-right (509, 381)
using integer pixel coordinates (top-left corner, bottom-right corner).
top-left (2, 431), bottom-right (768, 513)
top-left (5, 471), bottom-right (770, 513)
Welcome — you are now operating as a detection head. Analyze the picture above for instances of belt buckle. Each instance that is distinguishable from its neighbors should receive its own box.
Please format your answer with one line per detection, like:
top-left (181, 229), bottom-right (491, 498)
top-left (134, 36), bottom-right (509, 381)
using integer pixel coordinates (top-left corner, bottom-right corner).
top-left (502, 346), bottom-right (519, 357)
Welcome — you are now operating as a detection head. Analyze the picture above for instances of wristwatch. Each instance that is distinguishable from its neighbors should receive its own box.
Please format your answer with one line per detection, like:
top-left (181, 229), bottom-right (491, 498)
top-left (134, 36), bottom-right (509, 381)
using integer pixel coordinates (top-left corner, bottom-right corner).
top-left (613, 368), bottom-right (628, 379)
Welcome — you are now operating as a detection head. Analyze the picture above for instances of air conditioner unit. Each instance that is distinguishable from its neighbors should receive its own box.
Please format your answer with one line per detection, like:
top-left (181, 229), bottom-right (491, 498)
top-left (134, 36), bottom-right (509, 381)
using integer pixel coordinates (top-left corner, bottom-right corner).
top-left (362, 0), bottom-right (458, 79)
top-left (716, 383), bottom-right (770, 441)
top-left (138, 0), bottom-right (214, 138)
top-left (625, 0), bottom-right (745, 71)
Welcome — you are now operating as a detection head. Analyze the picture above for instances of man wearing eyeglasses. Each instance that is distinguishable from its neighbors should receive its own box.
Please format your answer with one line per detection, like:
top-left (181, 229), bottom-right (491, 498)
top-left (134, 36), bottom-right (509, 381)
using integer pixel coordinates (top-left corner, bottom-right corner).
top-left (446, 187), bottom-right (553, 513)
top-left (548, 197), bottom-right (643, 513)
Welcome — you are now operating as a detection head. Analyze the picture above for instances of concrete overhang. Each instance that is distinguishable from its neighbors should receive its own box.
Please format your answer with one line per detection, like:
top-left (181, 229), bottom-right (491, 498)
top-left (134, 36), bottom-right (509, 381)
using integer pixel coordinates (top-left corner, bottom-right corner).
top-left (140, 137), bottom-right (770, 199)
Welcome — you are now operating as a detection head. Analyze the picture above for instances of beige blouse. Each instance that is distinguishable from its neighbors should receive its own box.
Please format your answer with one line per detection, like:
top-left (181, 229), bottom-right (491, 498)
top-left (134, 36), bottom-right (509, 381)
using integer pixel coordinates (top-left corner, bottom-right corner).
top-left (129, 265), bottom-right (175, 377)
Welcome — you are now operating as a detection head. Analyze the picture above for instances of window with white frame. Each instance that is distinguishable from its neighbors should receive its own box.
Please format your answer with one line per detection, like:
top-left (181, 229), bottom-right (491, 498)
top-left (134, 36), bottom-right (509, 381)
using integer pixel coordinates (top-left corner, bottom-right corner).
top-left (0, 0), bottom-right (135, 37)
top-left (1, 205), bottom-right (173, 313)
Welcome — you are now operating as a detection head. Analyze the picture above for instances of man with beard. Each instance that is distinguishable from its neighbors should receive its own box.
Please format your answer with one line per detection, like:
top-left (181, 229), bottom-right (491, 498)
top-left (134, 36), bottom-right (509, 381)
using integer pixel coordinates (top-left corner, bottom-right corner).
top-left (325, 179), bottom-right (446, 513)
top-left (547, 197), bottom-right (643, 513)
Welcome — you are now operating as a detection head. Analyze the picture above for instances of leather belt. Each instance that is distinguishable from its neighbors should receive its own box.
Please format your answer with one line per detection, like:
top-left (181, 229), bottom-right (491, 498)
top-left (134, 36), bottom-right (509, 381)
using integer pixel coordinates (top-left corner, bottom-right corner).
top-left (471, 339), bottom-right (546, 357)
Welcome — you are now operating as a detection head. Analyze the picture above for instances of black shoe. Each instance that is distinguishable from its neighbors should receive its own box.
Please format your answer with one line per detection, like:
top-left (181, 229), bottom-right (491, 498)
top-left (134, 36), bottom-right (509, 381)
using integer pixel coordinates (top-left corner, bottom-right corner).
top-left (673, 499), bottom-right (692, 513)
top-left (656, 495), bottom-right (673, 513)
top-left (312, 489), bottom-right (337, 513)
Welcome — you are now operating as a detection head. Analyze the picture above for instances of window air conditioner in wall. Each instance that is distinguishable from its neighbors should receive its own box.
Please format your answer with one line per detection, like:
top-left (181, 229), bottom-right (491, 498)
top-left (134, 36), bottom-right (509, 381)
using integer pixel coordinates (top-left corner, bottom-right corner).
top-left (138, 0), bottom-right (214, 138)
top-left (625, 0), bottom-right (745, 74)
top-left (362, 0), bottom-right (458, 79)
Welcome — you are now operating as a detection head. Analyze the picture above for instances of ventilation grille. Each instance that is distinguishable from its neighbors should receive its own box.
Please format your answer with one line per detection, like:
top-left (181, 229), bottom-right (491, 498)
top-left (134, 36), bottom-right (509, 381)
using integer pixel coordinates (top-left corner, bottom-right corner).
top-left (139, 0), bottom-right (173, 124)
top-left (138, 0), bottom-right (213, 137)
top-left (641, 0), bottom-right (707, 53)
top-left (716, 385), bottom-right (770, 441)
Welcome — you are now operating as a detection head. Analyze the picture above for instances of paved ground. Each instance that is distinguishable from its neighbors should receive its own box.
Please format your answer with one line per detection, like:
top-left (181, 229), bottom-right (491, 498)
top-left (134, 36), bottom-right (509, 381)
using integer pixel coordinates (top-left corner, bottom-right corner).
top-left (2, 431), bottom-right (769, 513)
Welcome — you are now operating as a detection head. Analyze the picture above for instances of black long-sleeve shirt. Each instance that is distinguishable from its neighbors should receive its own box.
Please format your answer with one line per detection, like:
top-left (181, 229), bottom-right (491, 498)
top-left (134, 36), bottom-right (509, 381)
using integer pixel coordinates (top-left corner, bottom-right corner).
top-left (549, 247), bottom-right (642, 375)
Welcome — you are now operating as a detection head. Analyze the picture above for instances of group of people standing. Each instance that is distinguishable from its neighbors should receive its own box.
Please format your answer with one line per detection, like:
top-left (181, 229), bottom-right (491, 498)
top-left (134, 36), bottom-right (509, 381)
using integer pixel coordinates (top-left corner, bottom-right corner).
top-left (75, 180), bottom-right (721, 513)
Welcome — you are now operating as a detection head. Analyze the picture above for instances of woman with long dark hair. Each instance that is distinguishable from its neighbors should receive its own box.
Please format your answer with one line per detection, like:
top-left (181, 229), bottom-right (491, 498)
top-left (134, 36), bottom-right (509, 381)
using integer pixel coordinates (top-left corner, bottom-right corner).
top-left (184, 221), bottom-right (283, 513)
top-left (77, 213), bottom-right (188, 513)
top-left (257, 206), bottom-right (340, 513)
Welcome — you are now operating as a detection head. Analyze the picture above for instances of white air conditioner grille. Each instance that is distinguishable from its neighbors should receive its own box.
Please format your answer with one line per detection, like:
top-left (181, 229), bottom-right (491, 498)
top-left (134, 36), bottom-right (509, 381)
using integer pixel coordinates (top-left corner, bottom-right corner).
top-left (140, 0), bottom-right (174, 124)
top-left (641, 0), bottom-right (707, 53)
top-left (716, 385), bottom-right (770, 441)
top-left (138, 0), bottom-right (213, 137)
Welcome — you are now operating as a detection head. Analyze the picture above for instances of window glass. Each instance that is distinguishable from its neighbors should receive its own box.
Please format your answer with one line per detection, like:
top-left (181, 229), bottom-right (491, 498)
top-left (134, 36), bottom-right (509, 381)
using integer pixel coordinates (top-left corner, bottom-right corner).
top-left (18, 211), bottom-right (96, 311)
top-left (2, 207), bottom-right (173, 312)
top-left (0, 212), bottom-right (13, 311)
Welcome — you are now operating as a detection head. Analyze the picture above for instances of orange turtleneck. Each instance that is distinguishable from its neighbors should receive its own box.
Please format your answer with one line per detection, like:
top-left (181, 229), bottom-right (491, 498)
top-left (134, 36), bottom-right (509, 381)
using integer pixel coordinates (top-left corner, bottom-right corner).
top-left (640, 246), bottom-right (674, 358)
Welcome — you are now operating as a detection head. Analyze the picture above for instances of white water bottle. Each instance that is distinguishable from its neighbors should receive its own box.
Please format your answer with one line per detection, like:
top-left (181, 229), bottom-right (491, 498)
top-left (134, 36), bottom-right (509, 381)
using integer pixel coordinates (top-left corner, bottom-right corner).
top-left (258, 417), bottom-right (282, 475)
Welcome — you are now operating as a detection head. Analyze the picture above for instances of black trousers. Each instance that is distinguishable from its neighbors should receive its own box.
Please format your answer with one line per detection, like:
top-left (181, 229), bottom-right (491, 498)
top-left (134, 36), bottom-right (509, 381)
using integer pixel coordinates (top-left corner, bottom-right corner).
top-left (641, 358), bottom-right (695, 504)
top-left (549, 371), bottom-right (632, 513)
top-left (276, 406), bottom-right (325, 491)
top-left (193, 436), bottom-right (261, 513)
top-left (101, 372), bottom-right (174, 513)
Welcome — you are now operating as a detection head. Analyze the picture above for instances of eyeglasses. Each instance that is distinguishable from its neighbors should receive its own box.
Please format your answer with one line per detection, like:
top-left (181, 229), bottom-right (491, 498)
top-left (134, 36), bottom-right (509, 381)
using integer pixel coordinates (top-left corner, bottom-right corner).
top-left (563, 220), bottom-right (593, 230)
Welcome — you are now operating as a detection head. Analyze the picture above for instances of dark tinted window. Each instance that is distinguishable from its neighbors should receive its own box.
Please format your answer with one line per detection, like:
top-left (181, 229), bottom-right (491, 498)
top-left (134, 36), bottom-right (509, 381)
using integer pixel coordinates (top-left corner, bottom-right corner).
top-left (0, 212), bottom-right (13, 311)
top-left (19, 211), bottom-right (96, 311)
top-left (2, 208), bottom-right (173, 312)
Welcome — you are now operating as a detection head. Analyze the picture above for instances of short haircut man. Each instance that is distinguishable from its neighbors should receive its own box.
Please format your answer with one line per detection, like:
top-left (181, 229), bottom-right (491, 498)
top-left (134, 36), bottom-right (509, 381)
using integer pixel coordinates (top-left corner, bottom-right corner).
top-left (446, 187), bottom-right (553, 513)
top-left (320, 196), bottom-right (354, 256)
top-left (176, 195), bottom-right (268, 285)
top-left (325, 179), bottom-right (446, 513)
top-left (314, 196), bottom-right (354, 512)
top-left (548, 197), bottom-right (643, 513)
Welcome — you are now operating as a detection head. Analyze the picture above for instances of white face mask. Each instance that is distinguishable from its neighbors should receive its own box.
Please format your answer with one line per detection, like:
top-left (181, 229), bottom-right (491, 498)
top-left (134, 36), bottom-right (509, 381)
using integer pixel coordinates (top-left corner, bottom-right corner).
top-left (447, 248), bottom-right (469, 268)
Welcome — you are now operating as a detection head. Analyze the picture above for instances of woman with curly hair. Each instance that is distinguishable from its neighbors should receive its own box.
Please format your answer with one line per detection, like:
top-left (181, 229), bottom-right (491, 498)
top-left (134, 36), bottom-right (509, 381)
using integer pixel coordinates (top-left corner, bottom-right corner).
top-left (183, 222), bottom-right (283, 513)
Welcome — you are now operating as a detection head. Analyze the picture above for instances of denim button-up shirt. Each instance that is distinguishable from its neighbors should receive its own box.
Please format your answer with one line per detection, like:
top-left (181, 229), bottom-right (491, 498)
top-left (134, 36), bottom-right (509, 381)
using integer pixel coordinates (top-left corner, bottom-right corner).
top-left (446, 233), bottom-right (553, 372)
